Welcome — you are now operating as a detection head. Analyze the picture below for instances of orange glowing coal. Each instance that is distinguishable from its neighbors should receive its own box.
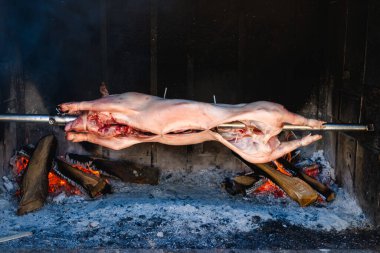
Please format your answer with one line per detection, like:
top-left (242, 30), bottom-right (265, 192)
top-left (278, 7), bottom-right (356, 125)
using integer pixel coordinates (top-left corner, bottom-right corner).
top-left (303, 164), bottom-right (320, 178)
top-left (71, 164), bottom-right (101, 177)
top-left (47, 171), bottom-right (81, 196)
top-left (252, 157), bottom-right (293, 198)
top-left (15, 156), bottom-right (29, 175)
top-left (14, 155), bottom-right (100, 196)
top-left (254, 179), bottom-right (285, 198)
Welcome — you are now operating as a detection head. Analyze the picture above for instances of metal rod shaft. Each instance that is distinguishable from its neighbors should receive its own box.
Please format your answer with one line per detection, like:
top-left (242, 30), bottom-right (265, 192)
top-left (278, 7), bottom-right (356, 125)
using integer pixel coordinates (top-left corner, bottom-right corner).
top-left (0, 114), bottom-right (374, 131)
top-left (0, 114), bottom-right (76, 125)
top-left (283, 123), bottom-right (374, 131)
top-left (218, 121), bottom-right (374, 131)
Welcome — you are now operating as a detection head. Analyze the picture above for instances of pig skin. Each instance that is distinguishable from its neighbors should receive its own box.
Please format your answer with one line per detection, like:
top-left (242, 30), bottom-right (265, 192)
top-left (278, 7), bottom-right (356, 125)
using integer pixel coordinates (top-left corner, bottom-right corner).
top-left (59, 92), bottom-right (323, 163)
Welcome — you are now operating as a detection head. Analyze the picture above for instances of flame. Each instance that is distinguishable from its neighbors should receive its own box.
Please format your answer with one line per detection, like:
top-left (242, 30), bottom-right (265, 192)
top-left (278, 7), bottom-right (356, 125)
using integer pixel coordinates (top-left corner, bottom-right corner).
top-left (254, 179), bottom-right (285, 198)
top-left (71, 164), bottom-right (101, 177)
top-left (252, 159), bottom-right (292, 198)
top-left (48, 172), bottom-right (81, 196)
top-left (256, 179), bottom-right (277, 192)
top-left (252, 155), bottom-right (322, 200)
top-left (273, 160), bottom-right (292, 176)
top-left (14, 155), bottom-right (101, 197)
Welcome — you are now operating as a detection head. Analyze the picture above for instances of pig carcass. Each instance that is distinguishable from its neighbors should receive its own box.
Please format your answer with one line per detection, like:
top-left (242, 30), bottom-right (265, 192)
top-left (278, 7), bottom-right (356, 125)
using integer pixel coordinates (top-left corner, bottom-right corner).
top-left (59, 92), bottom-right (323, 163)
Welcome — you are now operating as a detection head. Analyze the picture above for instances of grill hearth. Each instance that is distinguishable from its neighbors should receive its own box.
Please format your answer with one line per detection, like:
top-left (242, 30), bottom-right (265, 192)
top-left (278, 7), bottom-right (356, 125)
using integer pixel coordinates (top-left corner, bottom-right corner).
top-left (0, 0), bottom-right (380, 251)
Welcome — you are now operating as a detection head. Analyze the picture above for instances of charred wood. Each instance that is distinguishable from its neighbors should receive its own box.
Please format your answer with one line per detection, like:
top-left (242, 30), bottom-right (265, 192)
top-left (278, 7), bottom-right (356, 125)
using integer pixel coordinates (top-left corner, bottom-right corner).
top-left (54, 158), bottom-right (111, 198)
top-left (222, 177), bottom-right (247, 196)
top-left (233, 152), bottom-right (318, 207)
top-left (66, 153), bottom-right (160, 185)
top-left (276, 158), bottom-right (336, 202)
top-left (222, 173), bottom-right (266, 196)
top-left (17, 135), bottom-right (57, 215)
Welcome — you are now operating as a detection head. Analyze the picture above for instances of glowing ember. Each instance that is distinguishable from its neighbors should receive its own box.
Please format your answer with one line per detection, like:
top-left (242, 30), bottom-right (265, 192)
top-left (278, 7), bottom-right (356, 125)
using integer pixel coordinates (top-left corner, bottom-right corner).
top-left (273, 160), bottom-right (292, 176)
top-left (71, 164), bottom-right (101, 177)
top-left (48, 171), bottom-right (81, 196)
top-left (254, 179), bottom-right (285, 198)
top-left (14, 156), bottom-right (29, 175)
top-left (250, 145), bottom-right (306, 198)
top-left (251, 158), bottom-right (294, 198)
top-left (302, 164), bottom-right (320, 178)
top-left (13, 155), bottom-right (101, 197)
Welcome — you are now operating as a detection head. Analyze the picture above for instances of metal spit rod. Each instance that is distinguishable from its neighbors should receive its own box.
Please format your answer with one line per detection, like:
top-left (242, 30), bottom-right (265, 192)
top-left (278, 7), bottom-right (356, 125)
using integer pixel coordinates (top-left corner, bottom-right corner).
top-left (218, 121), bottom-right (375, 131)
top-left (0, 114), bottom-right (375, 131)
top-left (0, 114), bottom-right (77, 125)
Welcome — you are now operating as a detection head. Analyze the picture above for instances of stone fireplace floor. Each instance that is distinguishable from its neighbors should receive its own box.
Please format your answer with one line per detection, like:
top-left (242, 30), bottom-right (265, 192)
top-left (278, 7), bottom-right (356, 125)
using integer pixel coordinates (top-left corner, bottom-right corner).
top-left (0, 152), bottom-right (379, 250)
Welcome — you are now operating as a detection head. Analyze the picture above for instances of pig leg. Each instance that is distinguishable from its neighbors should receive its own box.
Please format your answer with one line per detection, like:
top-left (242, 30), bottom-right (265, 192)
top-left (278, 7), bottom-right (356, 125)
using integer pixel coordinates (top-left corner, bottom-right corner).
top-left (58, 98), bottom-right (121, 114)
top-left (268, 134), bottom-right (322, 161)
top-left (282, 110), bottom-right (325, 128)
top-left (58, 92), bottom-right (155, 114)
top-left (66, 132), bottom-right (140, 150)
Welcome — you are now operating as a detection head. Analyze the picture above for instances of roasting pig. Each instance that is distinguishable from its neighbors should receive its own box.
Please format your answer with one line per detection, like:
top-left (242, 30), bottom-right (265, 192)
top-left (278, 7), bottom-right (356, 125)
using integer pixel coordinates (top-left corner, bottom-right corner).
top-left (59, 92), bottom-right (324, 163)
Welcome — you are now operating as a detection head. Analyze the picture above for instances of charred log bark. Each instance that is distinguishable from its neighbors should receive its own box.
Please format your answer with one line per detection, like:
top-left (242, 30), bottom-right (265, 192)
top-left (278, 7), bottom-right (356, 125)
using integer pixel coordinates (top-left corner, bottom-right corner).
top-left (54, 158), bottom-right (111, 198)
top-left (93, 159), bottom-right (160, 185)
top-left (276, 158), bottom-right (335, 202)
top-left (66, 153), bottom-right (160, 185)
top-left (222, 173), bottom-right (264, 196)
top-left (233, 153), bottom-right (318, 207)
top-left (17, 135), bottom-right (57, 215)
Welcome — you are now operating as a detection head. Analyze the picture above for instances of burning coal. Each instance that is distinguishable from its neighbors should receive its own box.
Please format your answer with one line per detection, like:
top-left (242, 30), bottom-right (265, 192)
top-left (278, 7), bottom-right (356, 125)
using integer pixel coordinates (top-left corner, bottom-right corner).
top-left (8, 134), bottom-right (160, 215)
top-left (223, 144), bottom-right (335, 206)
top-left (12, 149), bottom-right (102, 198)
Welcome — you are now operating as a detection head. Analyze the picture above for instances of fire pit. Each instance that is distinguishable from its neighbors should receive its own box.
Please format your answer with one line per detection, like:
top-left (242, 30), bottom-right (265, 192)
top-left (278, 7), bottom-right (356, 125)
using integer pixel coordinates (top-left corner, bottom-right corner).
top-left (1, 0), bottom-right (380, 251)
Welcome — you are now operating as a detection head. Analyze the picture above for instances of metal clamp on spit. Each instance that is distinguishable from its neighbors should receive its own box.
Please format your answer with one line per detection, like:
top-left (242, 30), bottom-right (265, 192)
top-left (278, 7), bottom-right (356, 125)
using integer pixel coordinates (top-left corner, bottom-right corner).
top-left (0, 114), bottom-right (375, 132)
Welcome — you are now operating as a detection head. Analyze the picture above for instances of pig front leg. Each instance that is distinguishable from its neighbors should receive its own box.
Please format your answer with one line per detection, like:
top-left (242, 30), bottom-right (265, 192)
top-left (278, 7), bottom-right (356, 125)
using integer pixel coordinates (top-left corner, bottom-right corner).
top-left (66, 133), bottom-right (141, 150)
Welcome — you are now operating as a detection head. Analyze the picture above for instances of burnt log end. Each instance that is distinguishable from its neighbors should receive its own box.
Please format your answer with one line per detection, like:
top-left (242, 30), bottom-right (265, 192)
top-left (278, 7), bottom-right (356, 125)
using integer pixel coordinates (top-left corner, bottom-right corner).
top-left (17, 135), bottom-right (57, 215)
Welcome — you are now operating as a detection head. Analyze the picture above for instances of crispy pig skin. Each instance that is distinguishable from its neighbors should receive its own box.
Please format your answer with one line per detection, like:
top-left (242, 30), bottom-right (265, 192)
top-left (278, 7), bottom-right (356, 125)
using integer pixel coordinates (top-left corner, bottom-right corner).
top-left (60, 92), bottom-right (323, 163)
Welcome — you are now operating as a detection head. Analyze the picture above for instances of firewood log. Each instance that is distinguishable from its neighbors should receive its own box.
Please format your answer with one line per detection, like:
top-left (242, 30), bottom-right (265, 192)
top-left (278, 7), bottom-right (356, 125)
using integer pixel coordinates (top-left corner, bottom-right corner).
top-left (17, 135), bottom-right (57, 215)
top-left (54, 158), bottom-right (111, 198)
top-left (233, 153), bottom-right (318, 207)
top-left (277, 158), bottom-right (335, 202)
top-left (92, 158), bottom-right (160, 185)
top-left (66, 153), bottom-right (160, 185)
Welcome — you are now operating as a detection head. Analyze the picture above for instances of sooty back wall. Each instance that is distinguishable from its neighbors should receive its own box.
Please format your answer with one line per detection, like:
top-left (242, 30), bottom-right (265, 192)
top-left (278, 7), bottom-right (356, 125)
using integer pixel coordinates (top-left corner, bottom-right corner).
top-left (0, 0), bottom-right (324, 176)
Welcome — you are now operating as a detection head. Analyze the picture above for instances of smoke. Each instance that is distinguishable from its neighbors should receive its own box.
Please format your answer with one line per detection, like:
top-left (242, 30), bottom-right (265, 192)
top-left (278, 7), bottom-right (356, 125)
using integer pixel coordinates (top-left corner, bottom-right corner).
top-left (1, 0), bottom-right (104, 113)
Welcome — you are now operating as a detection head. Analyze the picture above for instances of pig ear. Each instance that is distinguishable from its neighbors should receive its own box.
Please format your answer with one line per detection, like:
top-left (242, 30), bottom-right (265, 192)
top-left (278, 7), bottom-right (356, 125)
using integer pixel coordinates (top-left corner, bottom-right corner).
top-left (269, 134), bottom-right (322, 161)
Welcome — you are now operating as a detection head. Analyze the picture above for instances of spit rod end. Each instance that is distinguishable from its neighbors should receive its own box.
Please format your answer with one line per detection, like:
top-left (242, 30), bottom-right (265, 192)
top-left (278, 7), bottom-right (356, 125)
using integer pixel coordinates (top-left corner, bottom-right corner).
top-left (368, 124), bottom-right (375, 132)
